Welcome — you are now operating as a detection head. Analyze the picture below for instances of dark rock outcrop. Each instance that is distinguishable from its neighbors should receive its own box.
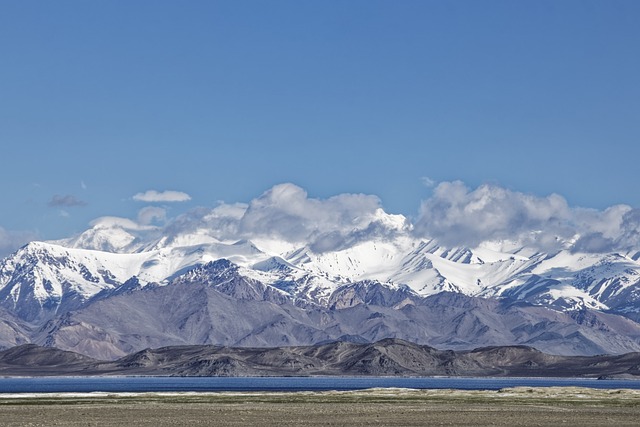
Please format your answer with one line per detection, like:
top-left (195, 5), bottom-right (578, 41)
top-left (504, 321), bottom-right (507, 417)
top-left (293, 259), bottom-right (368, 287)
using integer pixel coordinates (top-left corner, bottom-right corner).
top-left (3, 339), bottom-right (640, 379)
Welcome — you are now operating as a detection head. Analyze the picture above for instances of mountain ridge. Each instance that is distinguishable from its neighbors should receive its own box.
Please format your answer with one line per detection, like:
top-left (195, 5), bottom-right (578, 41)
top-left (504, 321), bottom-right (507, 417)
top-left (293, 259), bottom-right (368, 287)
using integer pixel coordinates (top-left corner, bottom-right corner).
top-left (2, 339), bottom-right (640, 378)
top-left (19, 262), bottom-right (640, 360)
top-left (1, 213), bottom-right (640, 359)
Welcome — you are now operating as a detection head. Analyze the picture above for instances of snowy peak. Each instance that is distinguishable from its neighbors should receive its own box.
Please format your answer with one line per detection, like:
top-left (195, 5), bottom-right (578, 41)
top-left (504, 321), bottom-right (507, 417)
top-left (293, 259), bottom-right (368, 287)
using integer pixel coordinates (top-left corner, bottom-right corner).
top-left (498, 250), bottom-right (640, 311)
top-left (3, 214), bottom-right (640, 327)
top-left (170, 259), bottom-right (291, 304)
top-left (2, 234), bottom-right (640, 358)
top-left (54, 217), bottom-right (158, 253)
top-left (0, 242), bottom-right (124, 322)
top-left (171, 259), bottom-right (240, 286)
top-left (252, 256), bottom-right (298, 273)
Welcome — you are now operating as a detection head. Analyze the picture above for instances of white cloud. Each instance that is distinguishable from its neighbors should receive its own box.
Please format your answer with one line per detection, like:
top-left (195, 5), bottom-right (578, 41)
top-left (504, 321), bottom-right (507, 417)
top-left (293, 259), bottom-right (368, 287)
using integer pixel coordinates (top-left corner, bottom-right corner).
top-left (73, 182), bottom-right (640, 256)
top-left (413, 181), bottom-right (640, 254)
top-left (571, 206), bottom-right (640, 253)
top-left (236, 183), bottom-right (406, 251)
top-left (89, 216), bottom-right (157, 231)
top-left (239, 184), bottom-right (375, 240)
top-left (414, 181), bottom-right (572, 248)
top-left (137, 206), bottom-right (167, 225)
top-left (421, 176), bottom-right (437, 188)
top-left (163, 203), bottom-right (247, 242)
top-left (156, 183), bottom-right (407, 252)
top-left (0, 227), bottom-right (39, 258)
top-left (133, 190), bottom-right (191, 203)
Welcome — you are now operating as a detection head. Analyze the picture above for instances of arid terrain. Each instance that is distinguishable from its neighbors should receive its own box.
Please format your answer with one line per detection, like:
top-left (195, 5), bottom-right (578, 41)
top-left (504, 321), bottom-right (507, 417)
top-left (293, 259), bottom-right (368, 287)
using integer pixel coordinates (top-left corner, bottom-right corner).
top-left (3, 339), bottom-right (640, 378)
top-left (1, 387), bottom-right (639, 426)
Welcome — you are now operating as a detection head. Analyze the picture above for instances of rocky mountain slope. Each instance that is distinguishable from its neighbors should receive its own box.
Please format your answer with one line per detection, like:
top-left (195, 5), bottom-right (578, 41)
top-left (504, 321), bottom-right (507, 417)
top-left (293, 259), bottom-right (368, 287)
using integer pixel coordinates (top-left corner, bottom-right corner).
top-left (1, 258), bottom-right (638, 360)
top-left (3, 339), bottom-right (640, 378)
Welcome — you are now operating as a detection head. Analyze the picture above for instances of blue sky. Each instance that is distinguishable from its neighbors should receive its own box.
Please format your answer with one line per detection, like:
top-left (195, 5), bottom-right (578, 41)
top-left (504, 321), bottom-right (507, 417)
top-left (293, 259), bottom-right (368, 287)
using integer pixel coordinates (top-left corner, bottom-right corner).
top-left (1, 1), bottom-right (639, 253)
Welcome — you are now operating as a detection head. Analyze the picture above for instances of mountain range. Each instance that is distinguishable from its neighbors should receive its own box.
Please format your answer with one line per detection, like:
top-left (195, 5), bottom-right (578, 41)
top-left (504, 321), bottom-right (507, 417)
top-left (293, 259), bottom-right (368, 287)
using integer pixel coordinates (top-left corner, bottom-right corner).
top-left (3, 339), bottom-right (640, 378)
top-left (2, 198), bottom-right (640, 360)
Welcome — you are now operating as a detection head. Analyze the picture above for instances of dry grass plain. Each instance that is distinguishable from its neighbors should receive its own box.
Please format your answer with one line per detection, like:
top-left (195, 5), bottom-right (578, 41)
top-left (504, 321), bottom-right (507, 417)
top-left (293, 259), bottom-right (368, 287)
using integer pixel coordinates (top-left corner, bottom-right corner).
top-left (0, 387), bottom-right (639, 426)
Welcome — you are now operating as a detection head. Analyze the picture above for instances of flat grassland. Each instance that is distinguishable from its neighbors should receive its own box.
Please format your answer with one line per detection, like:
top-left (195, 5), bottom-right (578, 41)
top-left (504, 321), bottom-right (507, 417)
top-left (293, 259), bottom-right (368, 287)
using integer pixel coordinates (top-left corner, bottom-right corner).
top-left (1, 387), bottom-right (639, 426)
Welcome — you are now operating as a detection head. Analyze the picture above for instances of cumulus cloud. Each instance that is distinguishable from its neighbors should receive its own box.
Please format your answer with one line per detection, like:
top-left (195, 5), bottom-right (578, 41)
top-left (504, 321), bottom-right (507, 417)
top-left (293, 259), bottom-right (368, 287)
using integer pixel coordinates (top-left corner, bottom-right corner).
top-left (162, 203), bottom-right (247, 242)
top-left (133, 190), bottom-right (191, 203)
top-left (571, 206), bottom-right (640, 253)
top-left (572, 232), bottom-right (614, 253)
top-left (154, 183), bottom-right (407, 252)
top-left (240, 184), bottom-right (381, 238)
top-left (413, 181), bottom-right (640, 254)
top-left (236, 183), bottom-right (407, 251)
top-left (73, 181), bottom-right (640, 256)
top-left (137, 206), bottom-right (167, 225)
top-left (414, 181), bottom-right (572, 248)
top-left (47, 194), bottom-right (87, 207)
top-left (0, 227), bottom-right (39, 258)
top-left (620, 209), bottom-right (640, 248)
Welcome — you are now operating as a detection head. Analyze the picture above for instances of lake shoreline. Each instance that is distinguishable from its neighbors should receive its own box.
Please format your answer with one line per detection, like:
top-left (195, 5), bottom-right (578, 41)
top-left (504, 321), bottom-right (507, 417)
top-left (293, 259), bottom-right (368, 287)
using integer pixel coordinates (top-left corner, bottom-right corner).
top-left (2, 375), bottom-right (640, 394)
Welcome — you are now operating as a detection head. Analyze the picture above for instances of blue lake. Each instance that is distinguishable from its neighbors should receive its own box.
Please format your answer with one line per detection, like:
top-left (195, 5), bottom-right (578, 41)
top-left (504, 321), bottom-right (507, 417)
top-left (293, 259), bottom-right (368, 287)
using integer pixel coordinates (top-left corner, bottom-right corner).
top-left (0, 376), bottom-right (639, 393)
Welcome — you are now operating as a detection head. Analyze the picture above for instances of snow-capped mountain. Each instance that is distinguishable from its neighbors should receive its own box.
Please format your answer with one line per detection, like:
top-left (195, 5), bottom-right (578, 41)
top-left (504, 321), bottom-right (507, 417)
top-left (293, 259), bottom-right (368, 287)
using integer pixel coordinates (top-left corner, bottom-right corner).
top-left (2, 194), bottom-right (640, 358)
top-left (4, 215), bottom-right (640, 321)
